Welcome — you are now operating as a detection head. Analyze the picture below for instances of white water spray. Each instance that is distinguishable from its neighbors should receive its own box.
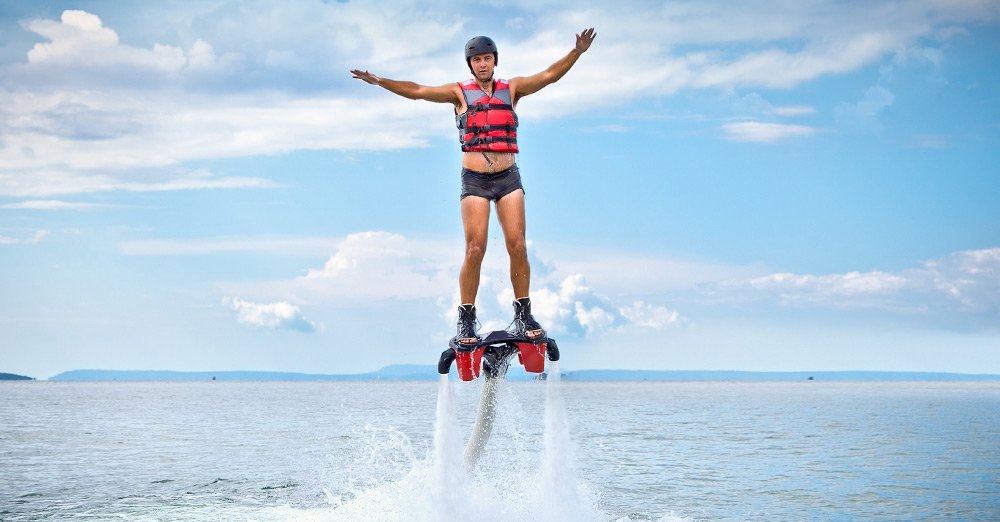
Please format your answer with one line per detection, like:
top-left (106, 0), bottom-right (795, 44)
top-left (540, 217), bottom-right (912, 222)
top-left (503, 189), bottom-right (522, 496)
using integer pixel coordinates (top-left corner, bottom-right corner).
top-left (536, 361), bottom-right (599, 520)
top-left (431, 374), bottom-right (465, 518)
top-left (464, 375), bottom-right (501, 469)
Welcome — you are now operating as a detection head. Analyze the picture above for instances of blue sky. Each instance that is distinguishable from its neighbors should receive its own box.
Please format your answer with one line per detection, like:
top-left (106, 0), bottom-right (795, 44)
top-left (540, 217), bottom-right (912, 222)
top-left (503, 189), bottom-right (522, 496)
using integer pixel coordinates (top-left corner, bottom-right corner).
top-left (1, 0), bottom-right (998, 379)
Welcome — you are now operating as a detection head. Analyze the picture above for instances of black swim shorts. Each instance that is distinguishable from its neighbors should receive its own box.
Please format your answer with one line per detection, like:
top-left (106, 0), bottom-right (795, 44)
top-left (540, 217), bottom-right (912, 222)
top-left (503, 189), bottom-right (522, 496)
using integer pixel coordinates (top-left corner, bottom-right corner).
top-left (460, 165), bottom-right (524, 201)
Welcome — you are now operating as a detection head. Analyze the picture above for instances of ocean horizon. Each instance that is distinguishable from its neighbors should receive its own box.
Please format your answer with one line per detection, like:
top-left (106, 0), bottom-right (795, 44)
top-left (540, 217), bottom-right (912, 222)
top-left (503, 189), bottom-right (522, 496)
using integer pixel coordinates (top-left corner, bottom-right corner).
top-left (15, 366), bottom-right (1000, 382)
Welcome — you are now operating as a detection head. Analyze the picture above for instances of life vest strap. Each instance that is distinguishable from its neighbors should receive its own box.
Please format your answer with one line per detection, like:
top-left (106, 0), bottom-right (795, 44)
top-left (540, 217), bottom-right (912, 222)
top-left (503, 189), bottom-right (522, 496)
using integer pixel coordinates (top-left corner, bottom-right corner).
top-left (468, 102), bottom-right (514, 113)
top-left (463, 135), bottom-right (518, 148)
top-left (465, 123), bottom-right (515, 133)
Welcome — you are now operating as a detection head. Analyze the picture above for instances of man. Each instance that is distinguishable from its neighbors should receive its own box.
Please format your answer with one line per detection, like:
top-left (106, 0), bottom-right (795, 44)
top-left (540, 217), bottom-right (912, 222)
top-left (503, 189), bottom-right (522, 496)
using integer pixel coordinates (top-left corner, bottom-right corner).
top-left (351, 28), bottom-right (596, 349)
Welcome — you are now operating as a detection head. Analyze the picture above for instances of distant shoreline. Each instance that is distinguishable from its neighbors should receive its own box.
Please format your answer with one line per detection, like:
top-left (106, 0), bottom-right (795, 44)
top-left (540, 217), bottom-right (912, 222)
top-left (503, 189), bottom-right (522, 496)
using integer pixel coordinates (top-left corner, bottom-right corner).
top-left (34, 367), bottom-right (1000, 383)
top-left (0, 372), bottom-right (34, 381)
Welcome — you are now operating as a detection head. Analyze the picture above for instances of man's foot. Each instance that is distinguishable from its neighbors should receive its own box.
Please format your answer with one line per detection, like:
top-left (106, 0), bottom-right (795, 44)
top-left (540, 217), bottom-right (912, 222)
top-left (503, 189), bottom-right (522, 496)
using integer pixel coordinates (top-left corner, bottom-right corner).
top-left (452, 304), bottom-right (481, 347)
top-left (511, 297), bottom-right (546, 341)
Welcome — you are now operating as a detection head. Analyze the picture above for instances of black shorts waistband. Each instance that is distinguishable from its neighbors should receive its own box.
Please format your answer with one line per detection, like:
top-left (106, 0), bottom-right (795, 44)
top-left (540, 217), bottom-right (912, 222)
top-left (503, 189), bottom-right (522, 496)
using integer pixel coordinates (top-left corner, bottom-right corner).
top-left (461, 165), bottom-right (518, 177)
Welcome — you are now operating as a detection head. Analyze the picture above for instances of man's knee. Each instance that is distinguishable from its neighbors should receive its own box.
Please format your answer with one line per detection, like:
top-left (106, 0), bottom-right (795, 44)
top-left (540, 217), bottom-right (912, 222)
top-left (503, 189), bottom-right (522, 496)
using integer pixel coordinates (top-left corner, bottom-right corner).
top-left (506, 237), bottom-right (527, 259)
top-left (465, 242), bottom-right (486, 263)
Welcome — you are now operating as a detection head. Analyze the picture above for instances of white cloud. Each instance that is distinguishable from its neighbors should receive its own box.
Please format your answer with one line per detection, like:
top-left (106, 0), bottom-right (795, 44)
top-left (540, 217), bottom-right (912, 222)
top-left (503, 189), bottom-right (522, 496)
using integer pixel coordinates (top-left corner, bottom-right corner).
top-left (531, 274), bottom-right (681, 335)
top-left (0, 87), bottom-right (442, 165)
top-left (720, 121), bottom-right (822, 142)
top-left (300, 231), bottom-right (458, 302)
top-left (0, 165), bottom-right (280, 198)
top-left (192, 230), bottom-right (999, 335)
top-left (771, 105), bottom-right (816, 117)
top-left (22, 10), bottom-right (239, 73)
top-left (223, 297), bottom-right (320, 333)
top-left (551, 249), bottom-right (765, 294)
top-left (692, 32), bottom-right (899, 90)
top-left (1, 9), bottom-right (448, 197)
top-left (834, 84), bottom-right (895, 132)
top-left (0, 200), bottom-right (118, 210)
top-left (25, 10), bottom-right (121, 64)
top-left (0, 229), bottom-right (50, 245)
top-left (921, 247), bottom-right (1000, 312)
top-left (747, 271), bottom-right (911, 309)
top-left (1, 4), bottom-right (995, 195)
top-left (119, 236), bottom-right (343, 257)
top-left (727, 93), bottom-right (816, 120)
top-left (731, 247), bottom-right (1000, 321)
top-left (620, 301), bottom-right (682, 329)
top-left (212, 231), bottom-right (684, 338)
top-left (749, 271), bottom-right (909, 296)
top-left (504, 1), bottom-right (997, 116)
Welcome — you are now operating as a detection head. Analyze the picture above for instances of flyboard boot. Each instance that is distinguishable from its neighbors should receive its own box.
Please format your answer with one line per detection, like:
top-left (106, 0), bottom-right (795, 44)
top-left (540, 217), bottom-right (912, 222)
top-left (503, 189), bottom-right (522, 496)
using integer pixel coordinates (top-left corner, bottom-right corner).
top-left (511, 297), bottom-right (546, 341)
top-left (452, 304), bottom-right (481, 348)
top-left (440, 304), bottom-right (485, 381)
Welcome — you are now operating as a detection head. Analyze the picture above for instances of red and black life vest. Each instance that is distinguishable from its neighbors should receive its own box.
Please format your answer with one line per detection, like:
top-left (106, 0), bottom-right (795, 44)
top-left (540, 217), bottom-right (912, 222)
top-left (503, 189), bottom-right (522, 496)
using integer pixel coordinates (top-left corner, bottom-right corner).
top-left (456, 78), bottom-right (518, 153)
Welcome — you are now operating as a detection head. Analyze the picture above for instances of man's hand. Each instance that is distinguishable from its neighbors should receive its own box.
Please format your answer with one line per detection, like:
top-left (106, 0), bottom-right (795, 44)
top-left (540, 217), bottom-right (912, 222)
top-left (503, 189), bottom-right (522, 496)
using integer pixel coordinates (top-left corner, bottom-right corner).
top-left (575, 27), bottom-right (596, 53)
top-left (350, 69), bottom-right (380, 86)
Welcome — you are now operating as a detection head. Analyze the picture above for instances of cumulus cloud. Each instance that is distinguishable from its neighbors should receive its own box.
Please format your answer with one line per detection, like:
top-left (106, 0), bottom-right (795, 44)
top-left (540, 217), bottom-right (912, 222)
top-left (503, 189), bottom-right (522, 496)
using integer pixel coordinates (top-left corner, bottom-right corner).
top-left (527, 274), bottom-right (682, 336)
top-left (210, 230), bottom-right (682, 337)
top-left (921, 248), bottom-right (1000, 313)
top-left (300, 231), bottom-right (458, 302)
top-left (203, 231), bottom-right (999, 334)
top-left (25, 10), bottom-right (123, 64)
top-left (22, 10), bottom-right (238, 73)
top-left (620, 301), bottom-right (683, 329)
top-left (223, 297), bottom-right (320, 333)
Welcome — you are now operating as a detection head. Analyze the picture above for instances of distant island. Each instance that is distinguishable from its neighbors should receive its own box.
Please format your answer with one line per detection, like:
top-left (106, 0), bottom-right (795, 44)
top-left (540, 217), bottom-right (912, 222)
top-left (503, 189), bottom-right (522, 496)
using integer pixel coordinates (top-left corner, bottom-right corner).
top-left (1, 372), bottom-right (34, 381)
top-left (46, 366), bottom-right (1000, 382)
top-left (50, 365), bottom-right (439, 382)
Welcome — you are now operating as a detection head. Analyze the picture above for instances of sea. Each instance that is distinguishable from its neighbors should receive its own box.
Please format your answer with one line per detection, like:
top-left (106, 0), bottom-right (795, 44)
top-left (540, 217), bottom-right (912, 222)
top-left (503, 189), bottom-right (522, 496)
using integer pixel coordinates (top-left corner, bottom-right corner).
top-left (2, 366), bottom-right (999, 521)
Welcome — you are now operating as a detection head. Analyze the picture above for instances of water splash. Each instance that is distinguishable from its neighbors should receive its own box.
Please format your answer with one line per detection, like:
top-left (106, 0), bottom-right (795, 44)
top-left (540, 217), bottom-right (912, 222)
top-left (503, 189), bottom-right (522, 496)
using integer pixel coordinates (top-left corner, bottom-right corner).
top-left (270, 369), bottom-right (613, 521)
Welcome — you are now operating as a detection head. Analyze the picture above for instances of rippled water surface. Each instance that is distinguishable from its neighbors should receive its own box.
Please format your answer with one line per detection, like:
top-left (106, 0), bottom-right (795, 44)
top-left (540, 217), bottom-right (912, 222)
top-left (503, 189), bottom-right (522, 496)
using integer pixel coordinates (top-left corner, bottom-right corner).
top-left (2, 380), bottom-right (998, 521)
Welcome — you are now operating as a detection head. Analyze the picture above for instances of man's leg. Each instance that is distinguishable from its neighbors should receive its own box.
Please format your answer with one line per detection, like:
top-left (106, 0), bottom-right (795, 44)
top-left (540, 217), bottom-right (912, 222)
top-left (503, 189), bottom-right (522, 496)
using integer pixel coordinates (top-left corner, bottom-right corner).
top-left (497, 189), bottom-right (544, 339)
top-left (496, 189), bottom-right (529, 298)
top-left (460, 195), bottom-right (491, 304)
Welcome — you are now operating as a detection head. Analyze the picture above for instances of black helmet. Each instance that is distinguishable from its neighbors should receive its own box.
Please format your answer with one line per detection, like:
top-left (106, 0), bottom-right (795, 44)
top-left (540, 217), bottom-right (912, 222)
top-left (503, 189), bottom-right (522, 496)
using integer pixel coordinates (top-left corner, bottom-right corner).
top-left (464, 36), bottom-right (498, 69)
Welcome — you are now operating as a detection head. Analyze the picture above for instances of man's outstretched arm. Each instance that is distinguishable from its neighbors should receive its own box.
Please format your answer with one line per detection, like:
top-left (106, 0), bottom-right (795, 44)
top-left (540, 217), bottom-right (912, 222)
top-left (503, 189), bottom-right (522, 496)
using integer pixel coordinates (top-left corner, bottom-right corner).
top-left (510, 27), bottom-right (596, 101)
top-left (350, 69), bottom-right (460, 104)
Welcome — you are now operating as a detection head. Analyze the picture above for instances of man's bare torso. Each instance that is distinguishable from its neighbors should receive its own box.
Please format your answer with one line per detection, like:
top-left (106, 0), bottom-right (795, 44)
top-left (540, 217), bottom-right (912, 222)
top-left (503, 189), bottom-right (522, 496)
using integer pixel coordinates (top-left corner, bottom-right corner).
top-left (462, 151), bottom-right (515, 172)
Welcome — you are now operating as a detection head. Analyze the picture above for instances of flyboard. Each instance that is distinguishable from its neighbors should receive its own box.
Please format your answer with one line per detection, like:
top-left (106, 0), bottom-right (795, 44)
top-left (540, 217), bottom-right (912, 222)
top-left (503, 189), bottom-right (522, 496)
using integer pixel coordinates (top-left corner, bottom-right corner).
top-left (438, 330), bottom-right (560, 468)
top-left (438, 330), bottom-right (560, 382)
